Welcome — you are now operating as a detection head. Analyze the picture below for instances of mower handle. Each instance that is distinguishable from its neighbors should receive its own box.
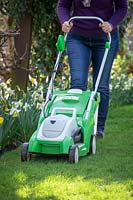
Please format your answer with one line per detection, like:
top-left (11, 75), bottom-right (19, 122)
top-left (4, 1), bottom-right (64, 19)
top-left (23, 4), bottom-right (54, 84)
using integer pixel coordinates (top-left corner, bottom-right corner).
top-left (68, 16), bottom-right (111, 43)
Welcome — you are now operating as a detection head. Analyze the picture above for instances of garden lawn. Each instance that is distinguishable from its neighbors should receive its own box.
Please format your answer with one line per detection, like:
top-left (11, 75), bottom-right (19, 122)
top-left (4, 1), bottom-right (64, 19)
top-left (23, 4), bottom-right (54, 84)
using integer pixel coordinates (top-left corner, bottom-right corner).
top-left (0, 105), bottom-right (133, 200)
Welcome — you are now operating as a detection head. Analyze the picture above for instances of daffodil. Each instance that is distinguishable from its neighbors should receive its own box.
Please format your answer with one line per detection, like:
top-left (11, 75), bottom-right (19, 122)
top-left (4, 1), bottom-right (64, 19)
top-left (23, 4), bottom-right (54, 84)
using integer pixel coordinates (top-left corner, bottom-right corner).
top-left (5, 107), bottom-right (10, 112)
top-left (11, 100), bottom-right (23, 109)
top-left (10, 107), bottom-right (21, 116)
top-left (18, 100), bottom-right (23, 108)
top-left (6, 78), bottom-right (12, 85)
top-left (0, 116), bottom-right (4, 125)
top-left (29, 75), bottom-right (38, 86)
top-left (13, 110), bottom-right (19, 118)
top-left (39, 94), bottom-right (44, 102)
top-left (23, 103), bottom-right (30, 111)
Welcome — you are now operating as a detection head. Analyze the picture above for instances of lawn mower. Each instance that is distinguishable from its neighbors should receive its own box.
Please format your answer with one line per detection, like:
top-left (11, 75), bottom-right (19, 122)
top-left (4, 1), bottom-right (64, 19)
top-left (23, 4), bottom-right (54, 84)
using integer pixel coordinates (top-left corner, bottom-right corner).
top-left (21, 16), bottom-right (111, 163)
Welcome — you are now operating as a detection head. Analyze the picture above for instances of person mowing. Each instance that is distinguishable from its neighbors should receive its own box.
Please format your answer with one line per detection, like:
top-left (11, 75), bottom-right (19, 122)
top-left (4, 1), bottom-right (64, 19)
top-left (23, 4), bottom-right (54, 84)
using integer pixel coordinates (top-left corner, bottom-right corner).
top-left (57, 0), bottom-right (128, 138)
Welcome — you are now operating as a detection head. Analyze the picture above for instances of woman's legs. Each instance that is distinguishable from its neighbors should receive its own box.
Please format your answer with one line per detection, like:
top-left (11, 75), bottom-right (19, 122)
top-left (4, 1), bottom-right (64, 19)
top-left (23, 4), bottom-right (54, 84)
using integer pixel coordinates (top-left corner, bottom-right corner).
top-left (92, 32), bottom-right (119, 133)
top-left (66, 33), bottom-right (91, 91)
top-left (66, 32), bottom-right (119, 135)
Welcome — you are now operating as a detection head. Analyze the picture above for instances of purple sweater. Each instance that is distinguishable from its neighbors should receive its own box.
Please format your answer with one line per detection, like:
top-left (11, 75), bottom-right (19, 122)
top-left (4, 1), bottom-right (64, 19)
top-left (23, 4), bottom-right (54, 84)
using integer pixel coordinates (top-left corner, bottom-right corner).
top-left (57, 0), bottom-right (128, 37)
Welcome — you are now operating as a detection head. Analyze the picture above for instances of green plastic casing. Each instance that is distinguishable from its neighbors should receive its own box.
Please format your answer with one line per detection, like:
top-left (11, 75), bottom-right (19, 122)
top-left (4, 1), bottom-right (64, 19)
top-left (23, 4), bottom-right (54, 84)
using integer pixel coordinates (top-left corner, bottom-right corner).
top-left (105, 42), bottom-right (110, 49)
top-left (56, 35), bottom-right (65, 52)
top-left (28, 90), bottom-right (100, 157)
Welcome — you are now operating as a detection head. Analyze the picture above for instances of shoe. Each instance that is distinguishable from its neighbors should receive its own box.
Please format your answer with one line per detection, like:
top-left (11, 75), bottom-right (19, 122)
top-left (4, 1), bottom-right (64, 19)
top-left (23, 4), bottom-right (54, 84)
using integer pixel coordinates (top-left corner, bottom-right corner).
top-left (96, 131), bottom-right (104, 139)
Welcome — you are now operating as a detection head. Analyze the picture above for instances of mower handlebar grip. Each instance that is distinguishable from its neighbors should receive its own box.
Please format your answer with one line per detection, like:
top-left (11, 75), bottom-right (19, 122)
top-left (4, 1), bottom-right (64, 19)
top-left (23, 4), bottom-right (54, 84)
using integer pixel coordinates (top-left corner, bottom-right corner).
top-left (68, 16), bottom-right (111, 43)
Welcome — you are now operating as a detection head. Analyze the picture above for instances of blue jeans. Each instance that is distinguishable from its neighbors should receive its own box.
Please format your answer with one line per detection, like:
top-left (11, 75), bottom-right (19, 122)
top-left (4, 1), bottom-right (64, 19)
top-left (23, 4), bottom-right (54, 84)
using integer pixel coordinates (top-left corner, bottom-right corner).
top-left (66, 32), bottom-right (119, 132)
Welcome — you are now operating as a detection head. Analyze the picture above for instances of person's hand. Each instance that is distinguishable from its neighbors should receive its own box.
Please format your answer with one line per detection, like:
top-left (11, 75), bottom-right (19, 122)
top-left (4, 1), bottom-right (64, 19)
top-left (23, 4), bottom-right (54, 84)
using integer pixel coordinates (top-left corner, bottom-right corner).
top-left (62, 21), bottom-right (73, 33)
top-left (99, 22), bottom-right (113, 33)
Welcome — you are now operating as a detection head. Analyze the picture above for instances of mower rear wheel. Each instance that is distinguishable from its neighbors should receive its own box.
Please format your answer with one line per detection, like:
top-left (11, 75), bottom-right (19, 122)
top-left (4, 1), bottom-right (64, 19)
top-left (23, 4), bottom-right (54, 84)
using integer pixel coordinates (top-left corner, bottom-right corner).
top-left (90, 135), bottom-right (96, 155)
top-left (69, 145), bottom-right (79, 164)
top-left (21, 142), bottom-right (31, 161)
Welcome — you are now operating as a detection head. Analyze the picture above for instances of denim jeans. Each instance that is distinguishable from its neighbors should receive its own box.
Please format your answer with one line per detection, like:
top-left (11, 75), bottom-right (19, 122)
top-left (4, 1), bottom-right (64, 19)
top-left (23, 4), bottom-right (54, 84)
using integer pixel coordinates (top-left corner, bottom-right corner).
top-left (66, 32), bottom-right (119, 132)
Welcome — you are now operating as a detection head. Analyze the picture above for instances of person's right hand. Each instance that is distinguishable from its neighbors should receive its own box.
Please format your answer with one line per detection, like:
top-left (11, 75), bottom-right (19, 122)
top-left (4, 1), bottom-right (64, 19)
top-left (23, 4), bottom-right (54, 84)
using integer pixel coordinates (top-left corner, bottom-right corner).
top-left (99, 22), bottom-right (113, 33)
top-left (62, 21), bottom-right (73, 33)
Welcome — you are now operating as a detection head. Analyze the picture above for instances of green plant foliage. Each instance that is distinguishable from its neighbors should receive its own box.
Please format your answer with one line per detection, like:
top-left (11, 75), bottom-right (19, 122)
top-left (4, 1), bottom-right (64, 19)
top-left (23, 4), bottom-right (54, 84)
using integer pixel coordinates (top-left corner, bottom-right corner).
top-left (0, 0), bottom-right (132, 87)
top-left (110, 74), bottom-right (133, 106)
top-left (0, 112), bottom-right (17, 150)
top-left (119, 1), bottom-right (133, 39)
top-left (0, 81), bottom-right (42, 150)
top-left (0, 0), bottom-right (28, 25)
top-left (31, 0), bottom-right (60, 75)
top-left (119, 1), bottom-right (133, 54)
top-left (0, 0), bottom-right (61, 78)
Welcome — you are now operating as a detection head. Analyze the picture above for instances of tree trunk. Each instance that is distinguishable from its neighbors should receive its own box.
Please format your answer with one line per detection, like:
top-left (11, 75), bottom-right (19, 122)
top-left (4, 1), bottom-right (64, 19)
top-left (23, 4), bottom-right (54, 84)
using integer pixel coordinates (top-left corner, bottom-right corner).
top-left (11, 0), bottom-right (33, 91)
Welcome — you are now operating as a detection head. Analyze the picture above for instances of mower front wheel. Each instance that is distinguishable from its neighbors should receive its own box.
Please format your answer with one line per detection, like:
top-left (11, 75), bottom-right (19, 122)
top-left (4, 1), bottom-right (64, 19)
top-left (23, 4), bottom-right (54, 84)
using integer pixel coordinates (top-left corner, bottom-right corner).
top-left (69, 145), bottom-right (79, 164)
top-left (21, 142), bottom-right (31, 161)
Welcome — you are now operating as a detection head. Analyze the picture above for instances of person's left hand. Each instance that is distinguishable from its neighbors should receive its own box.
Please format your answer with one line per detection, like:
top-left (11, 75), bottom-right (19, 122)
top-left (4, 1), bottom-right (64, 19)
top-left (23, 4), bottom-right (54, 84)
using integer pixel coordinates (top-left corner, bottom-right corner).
top-left (99, 22), bottom-right (113, 33)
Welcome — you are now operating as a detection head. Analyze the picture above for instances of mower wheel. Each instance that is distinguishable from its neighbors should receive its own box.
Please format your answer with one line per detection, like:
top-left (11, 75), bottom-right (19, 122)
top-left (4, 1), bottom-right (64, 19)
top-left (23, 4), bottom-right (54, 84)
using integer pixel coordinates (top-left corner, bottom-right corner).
top-left (21, 142), bottom-right (31, 161)
top-left (90, 135), bottom-right (96, 155)
top-left (69, 145), bottom-right (79, 164)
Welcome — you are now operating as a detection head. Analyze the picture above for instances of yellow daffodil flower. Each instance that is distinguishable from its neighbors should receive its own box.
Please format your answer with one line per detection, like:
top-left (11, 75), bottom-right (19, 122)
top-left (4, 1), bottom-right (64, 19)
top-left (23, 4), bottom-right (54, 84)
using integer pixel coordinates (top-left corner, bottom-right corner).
top-left (6, 78), bottom-right (12, 85)
top-left (29, 75), bottom-right (37, 86)
top-left (5, 107), bottom-right (10, 112)
top-left (13, 111), bottom-right (19, 118)
top-left (0, 116), bottom-right (4, 125)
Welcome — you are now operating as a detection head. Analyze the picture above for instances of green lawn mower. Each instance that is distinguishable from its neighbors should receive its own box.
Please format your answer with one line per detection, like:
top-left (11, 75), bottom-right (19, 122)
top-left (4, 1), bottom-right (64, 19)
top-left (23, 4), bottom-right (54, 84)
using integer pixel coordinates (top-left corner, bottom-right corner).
top-left (21, 16), bottom-right (111, 163)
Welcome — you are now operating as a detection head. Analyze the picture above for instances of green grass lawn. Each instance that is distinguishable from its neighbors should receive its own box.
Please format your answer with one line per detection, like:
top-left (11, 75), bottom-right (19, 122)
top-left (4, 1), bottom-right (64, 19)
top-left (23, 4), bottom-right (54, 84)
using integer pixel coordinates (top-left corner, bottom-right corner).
top-left (0, 105), bottom-right (133, 200)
